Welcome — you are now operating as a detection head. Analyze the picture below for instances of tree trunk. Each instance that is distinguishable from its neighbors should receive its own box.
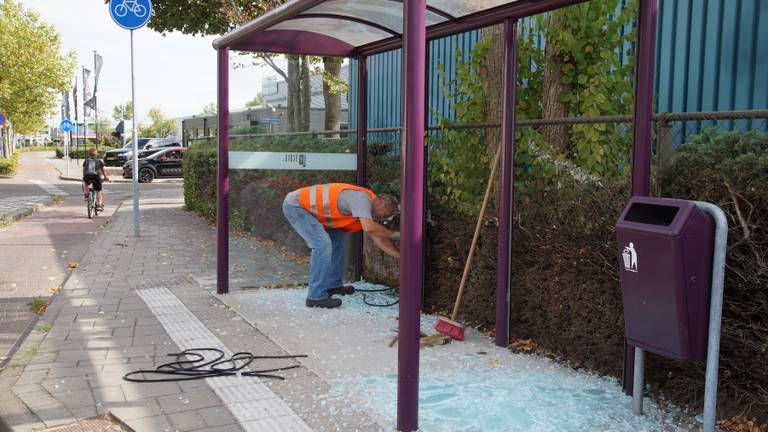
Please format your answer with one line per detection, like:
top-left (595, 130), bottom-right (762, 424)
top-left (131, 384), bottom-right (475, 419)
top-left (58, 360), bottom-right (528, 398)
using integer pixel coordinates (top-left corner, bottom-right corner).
top-left (322, 57), bottom-right (342, 137)
top-left (299, 56), bottom-right (311, 132)
top-left (286, 55), bottom-right (301, 132)
top-left (542, 11), bottom-right (570, 154)
top-left (480, 25), bottom-right (505, 213)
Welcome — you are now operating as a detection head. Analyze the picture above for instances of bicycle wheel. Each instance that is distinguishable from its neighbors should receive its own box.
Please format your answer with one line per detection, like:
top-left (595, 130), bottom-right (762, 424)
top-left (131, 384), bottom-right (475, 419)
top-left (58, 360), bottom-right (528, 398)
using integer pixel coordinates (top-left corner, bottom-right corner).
top-left (115, 3), bottom-right (128, 17)
top-left (87, 193), bottom-right (93, 219)
top-left (134, 4), bottom-right (147, 17)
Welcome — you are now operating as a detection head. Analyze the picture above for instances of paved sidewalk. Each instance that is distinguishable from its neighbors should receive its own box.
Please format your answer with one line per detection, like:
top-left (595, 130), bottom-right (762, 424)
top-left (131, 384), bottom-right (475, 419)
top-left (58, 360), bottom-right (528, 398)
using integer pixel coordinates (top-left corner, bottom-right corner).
top-left (0, 153), bottom-right (125, 370)
top-left (0, 189), bottom-right (378, 432)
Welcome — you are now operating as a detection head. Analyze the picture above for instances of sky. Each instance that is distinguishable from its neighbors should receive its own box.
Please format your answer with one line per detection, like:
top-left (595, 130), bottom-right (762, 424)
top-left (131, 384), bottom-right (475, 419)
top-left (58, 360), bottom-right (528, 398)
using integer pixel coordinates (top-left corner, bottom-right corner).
top-left (21, 0), bottom-right (281, 127)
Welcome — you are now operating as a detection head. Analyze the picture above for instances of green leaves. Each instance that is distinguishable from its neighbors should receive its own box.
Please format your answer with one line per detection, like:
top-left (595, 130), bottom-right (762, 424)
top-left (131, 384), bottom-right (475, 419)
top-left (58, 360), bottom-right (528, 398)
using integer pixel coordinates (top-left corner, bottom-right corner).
top-left (138, 108), bottom-right (177, 138)
top-left (0, 0), bottom-right (75, 135)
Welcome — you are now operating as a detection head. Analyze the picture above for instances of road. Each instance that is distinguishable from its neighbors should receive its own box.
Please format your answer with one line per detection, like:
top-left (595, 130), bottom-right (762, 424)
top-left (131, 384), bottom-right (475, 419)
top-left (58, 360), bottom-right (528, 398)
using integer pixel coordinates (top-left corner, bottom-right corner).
top-left (0, 152), bottom-right (182, 366)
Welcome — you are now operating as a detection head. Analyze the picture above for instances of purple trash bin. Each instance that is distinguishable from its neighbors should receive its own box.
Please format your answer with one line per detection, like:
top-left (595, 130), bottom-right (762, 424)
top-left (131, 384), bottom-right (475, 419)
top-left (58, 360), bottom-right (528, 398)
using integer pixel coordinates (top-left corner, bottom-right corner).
top-left (616, 196), bottom-right (714, 361)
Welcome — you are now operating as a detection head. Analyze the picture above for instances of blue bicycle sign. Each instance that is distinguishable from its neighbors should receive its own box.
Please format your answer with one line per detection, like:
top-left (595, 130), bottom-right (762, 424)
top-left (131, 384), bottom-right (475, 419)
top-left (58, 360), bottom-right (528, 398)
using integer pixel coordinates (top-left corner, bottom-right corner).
top-left (109, 0), bottom-right (152, 30)
top-left (60, 119), bottom-right (74, 132)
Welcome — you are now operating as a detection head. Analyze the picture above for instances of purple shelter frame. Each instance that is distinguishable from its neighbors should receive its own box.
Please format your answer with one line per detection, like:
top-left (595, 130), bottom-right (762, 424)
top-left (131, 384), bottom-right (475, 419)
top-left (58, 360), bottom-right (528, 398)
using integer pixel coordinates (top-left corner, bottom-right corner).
top-left (496, 17), bottom-right (519, 348)
top-left (216, 47), bottom-right (229, 296)
top-left (354, 56), bottom-right (368, 280)
top-left (212, 0), bottom-right (658, 429)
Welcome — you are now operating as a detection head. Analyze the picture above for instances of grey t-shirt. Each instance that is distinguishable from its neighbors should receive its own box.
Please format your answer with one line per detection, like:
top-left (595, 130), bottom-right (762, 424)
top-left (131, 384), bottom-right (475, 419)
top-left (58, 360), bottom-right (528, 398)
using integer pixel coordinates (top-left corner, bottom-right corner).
top-left (285, 188), bottom-right (372, 219)
top-left (83, 157), bottom-right (104, 176)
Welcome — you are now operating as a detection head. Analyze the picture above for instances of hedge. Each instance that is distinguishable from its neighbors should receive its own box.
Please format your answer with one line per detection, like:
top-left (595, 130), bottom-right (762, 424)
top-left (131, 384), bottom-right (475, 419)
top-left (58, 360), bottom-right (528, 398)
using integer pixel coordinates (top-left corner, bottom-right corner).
top-left (0, 153), bottom-right (19, 176)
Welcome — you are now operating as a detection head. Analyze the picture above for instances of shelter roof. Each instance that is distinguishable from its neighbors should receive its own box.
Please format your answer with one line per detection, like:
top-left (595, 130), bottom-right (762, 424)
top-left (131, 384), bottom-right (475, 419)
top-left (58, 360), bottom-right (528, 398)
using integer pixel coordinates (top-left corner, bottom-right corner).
top-left (212, 0), bottom-right (585, 56)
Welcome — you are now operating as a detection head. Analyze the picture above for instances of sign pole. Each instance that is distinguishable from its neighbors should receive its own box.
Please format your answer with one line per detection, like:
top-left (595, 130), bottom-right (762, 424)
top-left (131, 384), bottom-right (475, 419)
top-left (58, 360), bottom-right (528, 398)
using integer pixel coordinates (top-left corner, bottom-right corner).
top-left (130, 29), bottom-right (140, 237)
top-left (65, 132), bottom-right (70, 177)
top-left (109, 0), bottom-right (151, 237)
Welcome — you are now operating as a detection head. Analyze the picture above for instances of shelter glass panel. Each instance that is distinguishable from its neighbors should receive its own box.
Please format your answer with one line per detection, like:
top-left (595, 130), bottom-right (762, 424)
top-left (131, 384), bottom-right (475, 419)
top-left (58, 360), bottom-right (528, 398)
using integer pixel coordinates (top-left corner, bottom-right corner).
top-left (301, 0), bottom-right (448, 33)
top-left (267, 17), bottom-right (392, 46)
top-left (427, 0), bottom-right (521, 17)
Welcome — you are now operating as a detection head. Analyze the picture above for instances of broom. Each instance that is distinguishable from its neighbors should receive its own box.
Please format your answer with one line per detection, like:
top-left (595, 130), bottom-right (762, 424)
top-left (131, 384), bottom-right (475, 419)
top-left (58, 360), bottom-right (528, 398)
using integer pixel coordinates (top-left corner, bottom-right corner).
top-left (434, 143), bottom-right (502, 341)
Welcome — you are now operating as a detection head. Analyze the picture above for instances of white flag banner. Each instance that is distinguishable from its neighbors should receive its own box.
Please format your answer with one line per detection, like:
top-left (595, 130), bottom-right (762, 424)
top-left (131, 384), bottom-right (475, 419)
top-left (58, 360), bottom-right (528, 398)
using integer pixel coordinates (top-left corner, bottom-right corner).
top-left (82, 67), bottom-right (92, 116)
top-left (93, 53), bottom-right (103, 94)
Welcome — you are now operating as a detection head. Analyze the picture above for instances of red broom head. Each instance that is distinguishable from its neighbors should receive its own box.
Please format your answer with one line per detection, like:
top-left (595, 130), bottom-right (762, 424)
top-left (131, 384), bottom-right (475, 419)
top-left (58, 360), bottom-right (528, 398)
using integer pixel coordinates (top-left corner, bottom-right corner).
top-left (434, 317), bottom-right (465, 341)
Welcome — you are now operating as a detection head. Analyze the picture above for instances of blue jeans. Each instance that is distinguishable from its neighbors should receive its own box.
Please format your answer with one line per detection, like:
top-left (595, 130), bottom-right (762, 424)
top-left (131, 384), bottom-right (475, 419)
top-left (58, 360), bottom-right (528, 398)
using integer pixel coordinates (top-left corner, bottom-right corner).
top-left (282, 200), bottom-right (347, 300)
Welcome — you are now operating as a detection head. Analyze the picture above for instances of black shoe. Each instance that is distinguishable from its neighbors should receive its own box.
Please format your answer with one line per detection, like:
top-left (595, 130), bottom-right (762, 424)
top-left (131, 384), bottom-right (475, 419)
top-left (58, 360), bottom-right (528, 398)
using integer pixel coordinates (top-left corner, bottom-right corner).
top-left (327, 285), bottom-right (355, 296)
top-left (306, 297), bottom-right (342, 309)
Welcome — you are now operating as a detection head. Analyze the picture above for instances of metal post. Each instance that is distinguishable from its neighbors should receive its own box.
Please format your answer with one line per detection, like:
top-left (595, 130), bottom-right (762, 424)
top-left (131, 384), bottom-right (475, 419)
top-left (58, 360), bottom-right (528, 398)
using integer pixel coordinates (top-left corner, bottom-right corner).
top-left (632, 347), bottom-right (645, 415)
top-left (630, 0), bottom-right (658, 197)
top-left (625, 0), bottom-right (659, 395)
top-left (216, 48), bottom-right (230, 295)
top-left (496, 18), bottom-right (519, 348)
top-left (398, 1), bottom-right (426, 431)
top-left (354, 56), bottom-right (368, 281)
top-left (694, 201), bottom-right (727, 432)
top-left (65, 132), bottom-right (70, 178)
top-left (655, 118), bottom-right (673, 196)
top-left (130, 29), bottom-right (140, 237)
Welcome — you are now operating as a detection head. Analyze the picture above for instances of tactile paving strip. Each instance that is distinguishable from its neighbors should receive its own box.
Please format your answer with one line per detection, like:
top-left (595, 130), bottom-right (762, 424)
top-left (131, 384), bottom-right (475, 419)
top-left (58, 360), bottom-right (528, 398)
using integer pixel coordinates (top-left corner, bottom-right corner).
top-left (137, 287), bottom-right (312, 432)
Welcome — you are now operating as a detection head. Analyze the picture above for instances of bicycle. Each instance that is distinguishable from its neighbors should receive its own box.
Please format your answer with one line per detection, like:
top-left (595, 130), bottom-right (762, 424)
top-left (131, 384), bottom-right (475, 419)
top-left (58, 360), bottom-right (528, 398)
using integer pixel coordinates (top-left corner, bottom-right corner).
top-left (114, 0), bottom-right (147, 18)
top-left (85, 185), bottom-right (99, 219)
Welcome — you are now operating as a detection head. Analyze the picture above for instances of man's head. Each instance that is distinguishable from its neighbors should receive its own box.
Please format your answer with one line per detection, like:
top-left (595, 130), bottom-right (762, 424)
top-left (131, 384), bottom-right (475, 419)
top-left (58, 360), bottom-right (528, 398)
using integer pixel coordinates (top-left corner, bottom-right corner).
top-left (372, 194), bottom-right (399, 222)
top-left (88, 148), bottom-right (98, 158)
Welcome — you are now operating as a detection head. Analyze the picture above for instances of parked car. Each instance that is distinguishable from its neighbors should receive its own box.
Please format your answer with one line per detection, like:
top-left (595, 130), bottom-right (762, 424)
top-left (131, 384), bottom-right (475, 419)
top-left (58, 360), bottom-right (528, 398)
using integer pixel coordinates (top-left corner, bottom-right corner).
top-left (104, 137), bottom-right (181, 166)
top-left (122, 147), bottom-right (187, 183)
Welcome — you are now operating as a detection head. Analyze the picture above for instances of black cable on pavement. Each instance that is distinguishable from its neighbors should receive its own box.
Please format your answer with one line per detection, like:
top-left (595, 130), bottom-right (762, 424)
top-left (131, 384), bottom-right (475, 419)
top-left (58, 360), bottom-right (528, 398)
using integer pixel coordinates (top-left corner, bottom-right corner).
top-left (123, 348), bottom-right (308, 383)
top-left (356, 286), bottom-right (400, 307)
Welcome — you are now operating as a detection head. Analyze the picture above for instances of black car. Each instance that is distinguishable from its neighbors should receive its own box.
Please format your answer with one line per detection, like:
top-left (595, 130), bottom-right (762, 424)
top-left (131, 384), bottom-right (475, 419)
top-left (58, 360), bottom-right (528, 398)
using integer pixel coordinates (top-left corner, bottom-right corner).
top-left (104, 138), bottom-right (181, 166)
top-left (122, 147), bottom-right (187, 183)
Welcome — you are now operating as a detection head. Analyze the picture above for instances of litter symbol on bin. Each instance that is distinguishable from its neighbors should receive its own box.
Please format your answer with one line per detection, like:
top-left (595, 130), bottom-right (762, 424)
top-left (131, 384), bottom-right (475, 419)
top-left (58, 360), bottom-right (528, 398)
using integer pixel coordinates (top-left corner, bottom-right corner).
top-left (622, 242), bottom-right (638, 273)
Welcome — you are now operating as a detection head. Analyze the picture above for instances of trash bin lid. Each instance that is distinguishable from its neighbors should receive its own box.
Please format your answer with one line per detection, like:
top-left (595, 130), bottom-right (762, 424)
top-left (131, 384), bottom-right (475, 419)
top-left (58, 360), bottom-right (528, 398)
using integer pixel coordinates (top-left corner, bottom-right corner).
top-left (616, 196), bottom-right (699, 236)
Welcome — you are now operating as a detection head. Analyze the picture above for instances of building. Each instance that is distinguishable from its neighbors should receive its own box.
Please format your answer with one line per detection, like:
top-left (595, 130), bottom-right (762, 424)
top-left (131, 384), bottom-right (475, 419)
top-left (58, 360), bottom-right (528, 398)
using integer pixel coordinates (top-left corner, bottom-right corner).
top-left (262, 64), bottom-right (350, 112)
top-left (180, 64), bottom-right (350, 144)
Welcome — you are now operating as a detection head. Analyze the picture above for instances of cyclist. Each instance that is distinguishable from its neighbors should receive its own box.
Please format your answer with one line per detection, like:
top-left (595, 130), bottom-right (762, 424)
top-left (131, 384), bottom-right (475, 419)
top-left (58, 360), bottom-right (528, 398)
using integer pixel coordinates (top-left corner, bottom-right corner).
top-left (82, 148), bottom-right (109, 211)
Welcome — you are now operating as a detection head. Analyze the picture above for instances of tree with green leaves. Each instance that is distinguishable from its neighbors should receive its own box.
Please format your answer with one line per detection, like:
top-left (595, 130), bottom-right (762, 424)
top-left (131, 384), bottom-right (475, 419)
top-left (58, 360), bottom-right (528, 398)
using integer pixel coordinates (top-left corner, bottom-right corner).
top-left (144, 0), bottom-right (342, 132)
top-left (245, 94), bottom-right (262, 109)
top-left (113, 101), bottom-right (133, 122)
top-left (201, 102), bottom-right (217, 115)
top-left (138, 108), bottom-right (176, 138)
top-left (0, 0), bottom-right (75, 158)
top-left (430, 0), bottom-right (638, 217)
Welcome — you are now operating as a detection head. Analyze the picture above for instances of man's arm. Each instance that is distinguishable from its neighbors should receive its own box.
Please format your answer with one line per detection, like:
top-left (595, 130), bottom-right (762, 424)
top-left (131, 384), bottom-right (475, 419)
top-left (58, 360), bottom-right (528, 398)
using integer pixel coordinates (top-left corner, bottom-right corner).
top-left (100, 164), bottom-right (109, 181)
top-left (359, 218), bottom-right (399, 259)
top-left (359, 218), bottom-right (397, 240)
top-left (371, 235), bottom-right (400, 259)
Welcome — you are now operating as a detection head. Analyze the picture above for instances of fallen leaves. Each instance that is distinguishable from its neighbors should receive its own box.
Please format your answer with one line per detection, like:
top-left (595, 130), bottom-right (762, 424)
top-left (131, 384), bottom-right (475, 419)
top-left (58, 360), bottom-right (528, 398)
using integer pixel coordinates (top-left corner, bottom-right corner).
top-left (67, 261), bottom-right (79, 268)
top-left (510, 338), bottom-right (538, 352)
top-left (719, 416), bottom-right (768, 432)
top-left (47, 287), bottom-right (60, 294)
top-left (27, 299), bottom-right (49, 315)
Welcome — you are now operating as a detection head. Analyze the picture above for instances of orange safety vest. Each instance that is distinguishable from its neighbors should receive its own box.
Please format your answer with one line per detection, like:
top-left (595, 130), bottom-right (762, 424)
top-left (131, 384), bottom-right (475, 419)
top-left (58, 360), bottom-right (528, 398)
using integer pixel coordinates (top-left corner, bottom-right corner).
top-left (297, 183), bottom-right (376, 233)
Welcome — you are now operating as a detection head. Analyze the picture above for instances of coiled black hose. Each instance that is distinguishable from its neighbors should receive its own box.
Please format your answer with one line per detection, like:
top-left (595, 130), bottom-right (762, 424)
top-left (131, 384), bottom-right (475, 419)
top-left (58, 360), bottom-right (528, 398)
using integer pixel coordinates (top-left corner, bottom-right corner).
top-left (123, 348), bottom-right (307, 383)
top-left (356, 286), bottom-right (399, 307)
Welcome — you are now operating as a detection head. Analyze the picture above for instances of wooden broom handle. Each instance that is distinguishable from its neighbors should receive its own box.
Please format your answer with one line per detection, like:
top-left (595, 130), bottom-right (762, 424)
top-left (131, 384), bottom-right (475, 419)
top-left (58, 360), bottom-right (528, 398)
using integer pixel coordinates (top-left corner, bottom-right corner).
top-left (450, 143), bottom-right (503, 320)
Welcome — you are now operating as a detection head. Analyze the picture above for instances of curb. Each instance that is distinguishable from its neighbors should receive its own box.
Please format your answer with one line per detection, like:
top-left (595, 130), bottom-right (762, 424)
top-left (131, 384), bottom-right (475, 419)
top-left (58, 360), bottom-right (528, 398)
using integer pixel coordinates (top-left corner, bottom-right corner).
top-left (0, 195), bottom-right (62, 229)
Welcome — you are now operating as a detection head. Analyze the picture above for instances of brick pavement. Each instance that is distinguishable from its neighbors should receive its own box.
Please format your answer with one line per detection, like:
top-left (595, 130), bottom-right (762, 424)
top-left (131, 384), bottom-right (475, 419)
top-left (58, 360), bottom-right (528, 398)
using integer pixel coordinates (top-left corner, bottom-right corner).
top-left (0, 153), bottom-right (126, 369)
top-left (0, 189), bottom-right (380, 431)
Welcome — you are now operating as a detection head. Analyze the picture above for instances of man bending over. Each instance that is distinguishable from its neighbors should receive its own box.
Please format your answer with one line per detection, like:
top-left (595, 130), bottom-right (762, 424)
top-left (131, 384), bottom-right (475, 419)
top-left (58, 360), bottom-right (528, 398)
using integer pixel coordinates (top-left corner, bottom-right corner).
top-left (283, 183), bottom-right (400, 308)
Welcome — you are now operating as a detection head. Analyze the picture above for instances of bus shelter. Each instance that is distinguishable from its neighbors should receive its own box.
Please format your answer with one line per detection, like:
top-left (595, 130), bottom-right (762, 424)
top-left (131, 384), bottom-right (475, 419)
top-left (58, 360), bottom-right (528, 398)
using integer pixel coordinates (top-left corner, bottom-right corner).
top-left (212, 1), bottom-right (658, 430)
